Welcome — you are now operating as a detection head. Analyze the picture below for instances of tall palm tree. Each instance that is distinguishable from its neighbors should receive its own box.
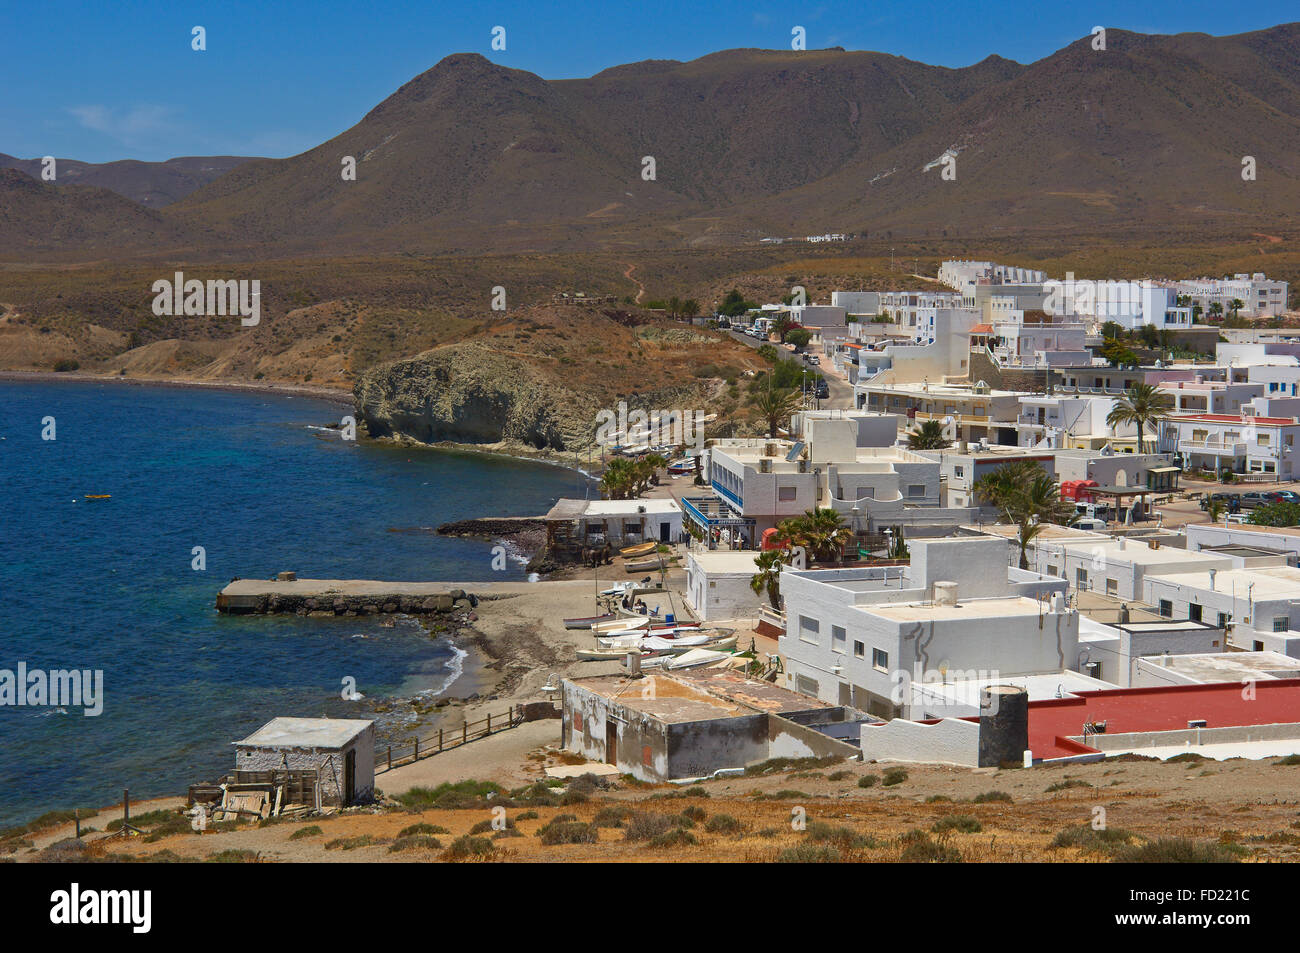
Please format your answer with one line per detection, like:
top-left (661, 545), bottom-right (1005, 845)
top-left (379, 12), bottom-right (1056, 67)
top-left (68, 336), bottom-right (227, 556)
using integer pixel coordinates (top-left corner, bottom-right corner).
top-left (750, 549), bottom-right (787, 610)
top-left (775, 508), bottom-right (851, 564)
top-left (974, 461), bottom-right (1073, 568)
top-left (752, 386), bottom-right (802, 437)
top-left (1229, 298), bottom-right (1245, 322)
top-left (1106, 383), bottom-right (1173, 453)
top-left (907, 419), bottom-right (951, 450)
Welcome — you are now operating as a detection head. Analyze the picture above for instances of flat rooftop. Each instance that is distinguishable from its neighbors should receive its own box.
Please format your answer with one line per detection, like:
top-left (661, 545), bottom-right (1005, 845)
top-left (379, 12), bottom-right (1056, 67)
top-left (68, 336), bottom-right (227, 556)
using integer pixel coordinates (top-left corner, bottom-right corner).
top-left (1146, 564), bottom-right (1300, 599)
top-left (1055, 539), bottom-right (1229, 567)
top-left (235, 717), bottom-right (372, 749)
top-left (581, 499), bottom-right (682, 516)
top-left (567, 670), bottom-right (830, 724)
top-left (913, 670), bottom-right (1117, 709)
top-left (1142, 651), bottom-right (1300, 682)
top-left (967, 523), bottom-right (1108, 543)
top-left (867, 595), bottom-right (1046, 623)
top-left (689, 550), bottom-right (764, 574)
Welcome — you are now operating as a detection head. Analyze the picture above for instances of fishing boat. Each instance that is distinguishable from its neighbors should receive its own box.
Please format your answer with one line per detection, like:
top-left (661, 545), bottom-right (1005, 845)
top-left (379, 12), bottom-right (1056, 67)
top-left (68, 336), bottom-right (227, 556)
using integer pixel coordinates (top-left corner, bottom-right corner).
top-left (619, 541), bottom-right (658, 559)
top-left (576, 646), bottom-right (670, 662)
top-left (591, 616), bottom-right (649, 634)
top-left (599, 581), bottom-right (636, 597)
top-left (662, 648), bottom-right (732, 670)
top-left (624, 556), bottom-right (666, 573)
top-left (666, 459), bottom-right (695, 475)
top-left (563, 613), bottom-right (617, 630)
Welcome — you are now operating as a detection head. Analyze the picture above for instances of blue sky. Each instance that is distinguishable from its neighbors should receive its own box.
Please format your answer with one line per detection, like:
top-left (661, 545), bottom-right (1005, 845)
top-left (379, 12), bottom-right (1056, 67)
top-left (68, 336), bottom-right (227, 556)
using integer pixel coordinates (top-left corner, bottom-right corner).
top-left (2, 0), bottom-right (1295, 163)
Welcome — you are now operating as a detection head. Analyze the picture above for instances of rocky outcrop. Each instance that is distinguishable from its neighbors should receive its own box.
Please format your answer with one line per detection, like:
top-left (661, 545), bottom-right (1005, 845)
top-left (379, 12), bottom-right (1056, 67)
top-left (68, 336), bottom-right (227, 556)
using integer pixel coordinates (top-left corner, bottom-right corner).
top-left (354, 343), bottom-right (600, 451)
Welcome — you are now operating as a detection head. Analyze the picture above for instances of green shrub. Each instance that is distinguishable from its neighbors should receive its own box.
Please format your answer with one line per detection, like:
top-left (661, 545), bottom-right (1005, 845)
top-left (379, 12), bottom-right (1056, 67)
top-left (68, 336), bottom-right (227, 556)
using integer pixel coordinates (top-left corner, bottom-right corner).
top-left (53, 359), bottom-right (80, 372)
top-left (745, 756), bottom-right (840, 776)
top-left (469, 817), bottom-right (515, 835)
top-left (704, 814), bottom-right (744, 835)
top-left (827, 771), bottom-right (853, 782)
top-left (680, 805), bottom-right (707, 822)
top-left (972, 790), bottom-right (1013, 804)
top-left (205, 849), bottom-right (260, 863)
top-left (393, 780), bottom-right (503, 810)
top-left (898, 830), bottom-right (962, 862)
top-left (389, 835), bottom-right (442, 852)
top-left (289, 825), bottom-right (323, 841)
top-left (539, 821), bottom-right (598, 846)
top-left (324, 835), bottom-right (375, 850)
top-left (778, 843), bottom-right (842, 863)
top-left (1049, 824), bottom-right (1136, 855)
top-left (515, 811), bottom-right (539, 822)
top-left (648, 828), bottom-right (698, 848)
top-left (682, 785), bottom-right (710, 798)
top-left (623, 813), bottom-right (678, 842)
top-left (1117, 838), bottom-right (1244, 863)
top-left (882, 767), bottom-right (908, 787)
top-left (807, 821), bottom-right (873, 849)
top-left (443, 835), bottom-right (496, 860)
top-left (931, 815), bottom-right (982, 834)
top-left (1045, 779), bottom-right (1093, 793)
top-left (857, 774), bottom-right (879, 789)
top-left (397, 822), bottom-right (449, 837)
top-left (592, 806), bottom-right (632, 828)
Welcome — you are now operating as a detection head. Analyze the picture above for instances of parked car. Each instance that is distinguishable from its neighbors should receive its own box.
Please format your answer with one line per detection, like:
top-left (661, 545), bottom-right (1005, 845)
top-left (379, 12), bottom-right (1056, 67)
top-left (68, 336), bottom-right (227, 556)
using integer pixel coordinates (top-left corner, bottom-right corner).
top-left (1072, 517), bottom-right (1108, 531)
top-left (1276, 490), bottom-right (1300, 504)
top-left (1239, 492), bottom-right (1267, 509)
top-left (815, 381), bottom-right (830, 399)
top-left (806, 355), bottom-right (820, 365)
top-left (1200, 492), bottom-right (1241, 513)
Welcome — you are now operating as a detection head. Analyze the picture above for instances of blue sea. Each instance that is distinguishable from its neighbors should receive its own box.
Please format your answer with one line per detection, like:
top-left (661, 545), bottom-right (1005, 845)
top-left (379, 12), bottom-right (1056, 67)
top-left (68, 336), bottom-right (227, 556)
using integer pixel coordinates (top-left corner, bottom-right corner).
top-left (0, 379), bottom-right (590, 828)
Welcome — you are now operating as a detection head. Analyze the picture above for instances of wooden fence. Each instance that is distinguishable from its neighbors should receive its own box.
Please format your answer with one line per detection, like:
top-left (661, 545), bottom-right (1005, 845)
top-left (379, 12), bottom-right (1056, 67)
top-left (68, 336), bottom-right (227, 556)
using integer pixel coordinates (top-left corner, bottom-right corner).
top-left (374, 707), bottom-right (526, 775)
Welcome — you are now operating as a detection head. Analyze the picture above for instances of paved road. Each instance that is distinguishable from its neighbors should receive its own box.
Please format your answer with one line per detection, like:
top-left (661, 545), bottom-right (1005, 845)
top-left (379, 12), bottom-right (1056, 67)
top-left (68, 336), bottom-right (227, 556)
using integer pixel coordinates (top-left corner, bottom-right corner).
top-left (724, 328), bottom-right (854, 410)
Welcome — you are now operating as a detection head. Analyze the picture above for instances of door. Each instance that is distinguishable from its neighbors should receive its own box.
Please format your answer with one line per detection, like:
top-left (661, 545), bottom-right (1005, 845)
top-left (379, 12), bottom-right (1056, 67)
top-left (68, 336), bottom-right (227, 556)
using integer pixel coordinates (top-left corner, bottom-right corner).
top-left (605, 721), bottom-right (618, 765)
top-left (343, 749), bottom-right (356, 805)
top-left (660, 521), bottom-right (671, 543)
top-left (838, 682), bottom-right (852, 706)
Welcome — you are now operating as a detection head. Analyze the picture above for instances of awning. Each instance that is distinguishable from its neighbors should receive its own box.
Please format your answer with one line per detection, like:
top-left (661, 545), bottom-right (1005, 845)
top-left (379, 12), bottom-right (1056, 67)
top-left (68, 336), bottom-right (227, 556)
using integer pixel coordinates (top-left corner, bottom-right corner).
top-left (1148, 466), bottom-right (1181, 473)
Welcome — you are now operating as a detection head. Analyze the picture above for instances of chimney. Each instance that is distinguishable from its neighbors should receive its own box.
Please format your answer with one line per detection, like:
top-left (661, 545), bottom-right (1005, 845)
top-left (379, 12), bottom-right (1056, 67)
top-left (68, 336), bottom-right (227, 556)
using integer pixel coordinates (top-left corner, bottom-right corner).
top-left (1209, 569), bottom-right (1217, 591)
top-left (933, 581), bottom-right (959, 606)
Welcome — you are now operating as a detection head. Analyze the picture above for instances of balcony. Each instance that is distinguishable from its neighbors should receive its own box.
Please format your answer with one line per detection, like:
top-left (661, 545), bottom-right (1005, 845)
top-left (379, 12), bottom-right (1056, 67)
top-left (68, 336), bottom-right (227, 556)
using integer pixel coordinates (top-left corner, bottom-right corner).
top-left (1178, 439), bottom-right (1246, 456)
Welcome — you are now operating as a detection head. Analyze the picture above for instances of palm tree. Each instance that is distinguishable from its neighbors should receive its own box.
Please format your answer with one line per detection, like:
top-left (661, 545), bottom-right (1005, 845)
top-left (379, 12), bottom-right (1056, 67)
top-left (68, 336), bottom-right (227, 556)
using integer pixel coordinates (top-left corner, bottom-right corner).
top-left (1229, 298), bottom-right (1245, 322)
top-left (752, 386), bottom-right (802, 437)
top-left (1209, 301), bottom-right (1224, 321)
top-left (907, 419), bottom-right (951, 450)
top-left (1106, 383), bottom-right (1173, 453)
top-left (600, 458), bottom-right (638, 499)
top-left (974, 461), bottom-right (1073, 568)
top-left (750, 549), bottom-right (787, 610)
top-left (775, 508), bottom-right (851, 564)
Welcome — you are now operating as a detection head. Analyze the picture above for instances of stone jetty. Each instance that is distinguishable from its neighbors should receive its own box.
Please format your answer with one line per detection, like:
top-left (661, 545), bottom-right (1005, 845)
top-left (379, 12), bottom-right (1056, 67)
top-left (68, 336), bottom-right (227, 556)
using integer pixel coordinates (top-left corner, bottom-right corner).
top-left (216, 577), bottom-right (478, 616)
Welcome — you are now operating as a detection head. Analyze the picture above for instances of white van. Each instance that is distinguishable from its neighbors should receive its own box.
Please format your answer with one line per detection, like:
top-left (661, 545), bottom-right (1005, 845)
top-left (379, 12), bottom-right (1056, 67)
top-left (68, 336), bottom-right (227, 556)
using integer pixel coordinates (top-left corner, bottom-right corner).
top-left (1073, 517), bottom-right (1108, 531)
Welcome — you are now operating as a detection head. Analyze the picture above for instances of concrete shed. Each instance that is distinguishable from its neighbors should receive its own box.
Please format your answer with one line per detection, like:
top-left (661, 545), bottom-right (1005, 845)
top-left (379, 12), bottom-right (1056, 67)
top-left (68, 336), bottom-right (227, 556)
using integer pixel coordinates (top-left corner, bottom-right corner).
top-left (233, 717), bottom-right (375, 806)
top-left (561, 670), bottom-right (873, 782)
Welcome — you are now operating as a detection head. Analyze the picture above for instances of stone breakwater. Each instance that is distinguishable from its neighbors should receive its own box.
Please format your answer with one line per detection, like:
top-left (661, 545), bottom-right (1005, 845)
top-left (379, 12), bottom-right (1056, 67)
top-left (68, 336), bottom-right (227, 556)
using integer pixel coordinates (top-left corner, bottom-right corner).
top-left (216, 578), bottom-right (480, 616)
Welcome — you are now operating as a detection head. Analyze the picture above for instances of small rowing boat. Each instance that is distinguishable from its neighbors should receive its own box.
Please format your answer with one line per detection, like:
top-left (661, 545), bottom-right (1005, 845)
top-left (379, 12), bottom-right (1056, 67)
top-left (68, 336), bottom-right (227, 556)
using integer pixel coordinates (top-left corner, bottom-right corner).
top-left (624, 557), bottom-right (666, 573)
top-left (84, 494), bottom-right (112, 500)
top-left (619, 541), bottom-right (658, 559)
top-left (563, 613), bottom-right (617, 630)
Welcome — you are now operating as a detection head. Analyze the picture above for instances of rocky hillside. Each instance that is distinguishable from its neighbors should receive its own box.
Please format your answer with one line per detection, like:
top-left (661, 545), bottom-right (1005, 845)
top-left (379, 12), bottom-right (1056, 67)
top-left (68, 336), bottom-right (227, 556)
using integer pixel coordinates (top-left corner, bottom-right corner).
top-left (353, 307), bottom-right (766, 453)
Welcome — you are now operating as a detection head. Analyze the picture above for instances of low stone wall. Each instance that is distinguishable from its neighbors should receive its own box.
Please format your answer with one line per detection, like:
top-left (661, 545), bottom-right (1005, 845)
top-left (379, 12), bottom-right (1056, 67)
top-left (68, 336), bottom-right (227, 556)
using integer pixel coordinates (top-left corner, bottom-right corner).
top-left (218, 589), bottom-right (478, 616)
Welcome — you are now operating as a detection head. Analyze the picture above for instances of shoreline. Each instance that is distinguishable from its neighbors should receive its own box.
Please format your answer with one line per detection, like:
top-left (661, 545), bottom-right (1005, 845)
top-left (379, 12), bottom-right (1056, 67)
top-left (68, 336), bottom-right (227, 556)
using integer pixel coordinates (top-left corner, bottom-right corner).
top-left (0, 369), bottom-right (355, 406)
top-left (1, 369), bottom-right (606, 476)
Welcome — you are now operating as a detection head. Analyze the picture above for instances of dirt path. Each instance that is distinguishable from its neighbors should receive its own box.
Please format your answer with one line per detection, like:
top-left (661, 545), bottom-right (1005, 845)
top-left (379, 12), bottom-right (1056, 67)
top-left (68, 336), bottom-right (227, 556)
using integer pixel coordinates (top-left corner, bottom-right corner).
top-left (622, 262), bottom-right (646, 304)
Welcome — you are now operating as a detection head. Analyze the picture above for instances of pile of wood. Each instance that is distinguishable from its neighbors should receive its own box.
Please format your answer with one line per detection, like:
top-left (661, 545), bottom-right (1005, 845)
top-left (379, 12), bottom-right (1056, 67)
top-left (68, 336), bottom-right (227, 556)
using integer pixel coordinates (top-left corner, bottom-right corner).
top-left (188, 769), bottom-right (322, 820)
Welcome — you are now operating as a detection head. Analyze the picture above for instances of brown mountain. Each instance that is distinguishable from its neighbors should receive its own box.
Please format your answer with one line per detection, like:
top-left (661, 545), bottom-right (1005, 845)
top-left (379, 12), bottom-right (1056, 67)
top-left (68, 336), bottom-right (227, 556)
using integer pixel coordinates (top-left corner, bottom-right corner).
top-left (7, 24), bottom-right (1300, 259)
top-left (0, 169), bottom-right (196, 257)
top-left (0, 154), bottom-right (257, 207)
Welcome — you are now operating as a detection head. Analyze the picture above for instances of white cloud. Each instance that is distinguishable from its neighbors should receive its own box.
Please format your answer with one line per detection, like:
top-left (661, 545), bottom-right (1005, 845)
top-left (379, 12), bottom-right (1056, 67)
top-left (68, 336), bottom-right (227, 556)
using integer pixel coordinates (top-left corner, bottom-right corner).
top-left (67, 104), bottom-right (180, 146)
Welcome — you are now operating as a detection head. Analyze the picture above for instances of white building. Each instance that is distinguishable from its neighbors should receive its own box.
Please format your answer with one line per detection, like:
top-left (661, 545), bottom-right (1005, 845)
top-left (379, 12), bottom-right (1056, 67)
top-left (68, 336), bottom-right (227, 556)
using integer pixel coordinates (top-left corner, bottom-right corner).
top-left (701, 417), bottom-right (947, 536)
top-left (916, 445), bottom-right (1057, 508)
top-left (1176, 274), bottom-right (1289, 319)
top-left (1157, 379), bottom-right (1263, 414)
top-left (1141, 565), bottom-right (1300, 657)
top-left (684, 550), bottom-right (766, 622)
top-left (1046, 279), bottom-right (1192, 330)
top-left (778, 536), bottom-right (1072, 717)
top-left (1026, 536), bottom-right (1236, 603)
top-left (857, 381), bottom-right (1027, 448)
top-left (1158, 411), bottom-right (1300, 479)
top-left (1077, 617), bottom-right (1225, 687)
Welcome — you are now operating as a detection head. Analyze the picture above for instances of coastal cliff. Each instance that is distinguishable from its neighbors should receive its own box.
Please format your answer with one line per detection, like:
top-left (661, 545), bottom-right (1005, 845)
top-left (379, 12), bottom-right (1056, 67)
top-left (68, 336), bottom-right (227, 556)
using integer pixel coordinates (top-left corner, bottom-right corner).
top-left (353, 311), bottom-right (762, 454)
top-left (355, 342), bottom-right (599, 451)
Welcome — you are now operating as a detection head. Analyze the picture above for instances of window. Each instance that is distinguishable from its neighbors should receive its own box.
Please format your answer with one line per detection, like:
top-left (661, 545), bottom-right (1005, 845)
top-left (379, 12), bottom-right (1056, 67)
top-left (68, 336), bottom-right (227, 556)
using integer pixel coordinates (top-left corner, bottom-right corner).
top-left (1076, 568), bottom-right (1088, 588)
top-left (778, 485), bottom-right (797, 502)
top-left (832, 625), bottom-right (846, 653)
top-left (798, 615), bottom-right (820, 645)
top-left (1274, 617), bottom-right (1289, 633)
top-left (908, 484), bottom-right (926, 498)
top-left (1218, 612), bottom-right (1229, 628)
top-left (853, 640), bottom-right (865, 658)
top-left (1047, 564), bottom-right (1059, 577)
top-left (795, 674), bottom-right (819, 696)
top-left (1105, 578), bottom-right (1117, 597)
top-left (955, 466), bottom-right (964, 478)
top-left (872, 648), bottom-right (889, 673)
top-left (1159, 599), bottom-right (1173, 618)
